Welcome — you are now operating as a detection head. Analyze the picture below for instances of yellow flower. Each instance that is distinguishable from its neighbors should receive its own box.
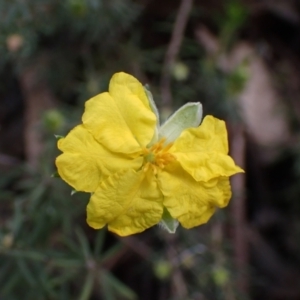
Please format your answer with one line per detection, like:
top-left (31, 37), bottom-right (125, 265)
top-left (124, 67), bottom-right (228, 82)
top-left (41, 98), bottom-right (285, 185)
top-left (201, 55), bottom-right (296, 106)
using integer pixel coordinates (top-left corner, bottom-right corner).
top-left (56, 72), bottom-right (243, 236)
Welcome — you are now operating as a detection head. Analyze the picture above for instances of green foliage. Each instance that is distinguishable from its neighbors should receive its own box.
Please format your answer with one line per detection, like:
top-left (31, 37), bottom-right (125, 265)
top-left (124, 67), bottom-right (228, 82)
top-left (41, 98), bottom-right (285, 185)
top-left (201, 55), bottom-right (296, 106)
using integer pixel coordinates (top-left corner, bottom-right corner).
top-left (0, 0), bottom-right (141, 75)
top-left (0, 141), bottom-right (137, 299)
top-left (218, 0), bottom-right (248, 51)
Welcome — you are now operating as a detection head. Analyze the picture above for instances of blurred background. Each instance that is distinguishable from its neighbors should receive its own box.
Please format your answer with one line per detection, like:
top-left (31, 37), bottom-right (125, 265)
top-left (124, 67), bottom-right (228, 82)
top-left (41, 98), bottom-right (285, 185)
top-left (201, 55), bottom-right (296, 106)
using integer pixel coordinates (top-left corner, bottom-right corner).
top-left (1, 0), bottom-right (300, 299)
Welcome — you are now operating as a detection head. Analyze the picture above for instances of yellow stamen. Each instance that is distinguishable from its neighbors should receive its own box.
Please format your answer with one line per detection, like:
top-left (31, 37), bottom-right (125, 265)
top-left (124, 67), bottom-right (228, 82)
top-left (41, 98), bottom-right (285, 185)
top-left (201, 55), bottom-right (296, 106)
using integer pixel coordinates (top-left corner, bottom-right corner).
top-left (142, 138), bottom-right (176, 173)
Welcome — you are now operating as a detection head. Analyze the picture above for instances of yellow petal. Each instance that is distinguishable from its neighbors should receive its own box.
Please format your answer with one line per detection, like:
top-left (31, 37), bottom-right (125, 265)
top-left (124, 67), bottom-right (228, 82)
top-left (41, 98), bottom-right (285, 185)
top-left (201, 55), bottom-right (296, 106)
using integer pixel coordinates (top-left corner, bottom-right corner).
top-left (86, 169), bottom-right (163, 236)
top-left (175, 115), bottom-right (229, 153)
top-left (174, 152), bottom-right (242, 182)
top-left (171, 115), bottom-right (243, 182)
top-left (56, 125), bottom-right (143, 192)
top-left (82, 72), bottom-right (156, 154)
top-left (158, 163), bottom-right (232, 228)
top-left (210, 176), bottom-right (232, 208)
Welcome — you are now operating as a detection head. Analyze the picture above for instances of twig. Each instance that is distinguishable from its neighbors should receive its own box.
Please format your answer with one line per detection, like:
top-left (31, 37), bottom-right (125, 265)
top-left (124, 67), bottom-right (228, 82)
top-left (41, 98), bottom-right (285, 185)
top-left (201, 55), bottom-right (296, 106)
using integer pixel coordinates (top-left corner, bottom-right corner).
top-left (160, 0), bottom-right (194, 108)
top-left (20, 55), bottom-right (56, 169)
top-left (230, 125), bottom-right (248, 294)
top-left (165, 234), bottom-right (188, 298)
top-left (103, 236), bottom-right (153, 271)
top-left (119, 236), bottom-right (152, 260)
top-left (211, 219), bottom-right (236, 300)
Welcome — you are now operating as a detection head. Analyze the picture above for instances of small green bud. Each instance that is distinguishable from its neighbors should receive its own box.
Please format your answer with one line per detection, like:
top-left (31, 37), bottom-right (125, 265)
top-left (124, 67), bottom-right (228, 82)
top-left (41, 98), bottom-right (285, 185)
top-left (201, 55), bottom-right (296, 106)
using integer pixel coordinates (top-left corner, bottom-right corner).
top-left (212, 267), bottom-right (229, 287)
top-left (43, 109), bottom-right (65, 132)
top-left (172, 61), bottom-right (189, 81)
top-left (153, 260), bottom-right (172, 280)
top-left (2, 234), bottom-right (14, 249)
top-left (68, 0), bottom-right (88, 17)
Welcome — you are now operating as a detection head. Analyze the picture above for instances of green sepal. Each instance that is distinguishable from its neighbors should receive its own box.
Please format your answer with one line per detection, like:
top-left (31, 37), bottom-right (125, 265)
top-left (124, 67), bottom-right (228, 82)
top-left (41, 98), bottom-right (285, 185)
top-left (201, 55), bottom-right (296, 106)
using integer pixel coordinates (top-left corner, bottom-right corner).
top-left (71, 189), bottom-right (78, 196)
top-left (51, 171), bottom-right (60, 178)
top-left (144, 84), bottom-right (159, 124)
top-left (158, 102), bottom-right (203, 144)
top-left (144, 85), bottom-right (159, 145)
top-left (159, 207), bottom-right (179, 234)
top-left (54, 134), bottom-right (64, 140)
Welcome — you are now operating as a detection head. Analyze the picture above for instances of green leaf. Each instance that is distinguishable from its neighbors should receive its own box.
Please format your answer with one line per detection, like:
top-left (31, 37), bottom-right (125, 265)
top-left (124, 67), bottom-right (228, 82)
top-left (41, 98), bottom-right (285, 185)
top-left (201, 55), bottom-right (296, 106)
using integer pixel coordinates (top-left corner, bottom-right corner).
top-left (78, 273), bottom-right (94, 300)
top-left (75, 227), bottom-right (91, 259)
top-left (159, 102), bottom-right (203, 144)
top-left (101, 243), bottom-right (123, 263)
top-left (17, 259), bottom-right (36, 287)
top-left (103, 270), bottom-right (137, 300)
top-left (93, 229), bottom-right (106, 256)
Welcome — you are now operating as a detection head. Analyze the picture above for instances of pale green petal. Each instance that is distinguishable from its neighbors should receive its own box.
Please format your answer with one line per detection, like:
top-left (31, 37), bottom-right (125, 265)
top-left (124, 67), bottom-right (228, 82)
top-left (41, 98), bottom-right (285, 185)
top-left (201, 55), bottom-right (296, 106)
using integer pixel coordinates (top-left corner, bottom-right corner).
top-left (86, 169), bottom-right (163, 236)
top-left (56, 125), bottom-right (143, 192)
top-left (82, 72), bottom-right (156, 154)
top-left (171, 115), bottom-right (243, 182)
top-left (158, 163), bottom-right (232, 229)
top-left (159, 102), bottom-right (203, 144)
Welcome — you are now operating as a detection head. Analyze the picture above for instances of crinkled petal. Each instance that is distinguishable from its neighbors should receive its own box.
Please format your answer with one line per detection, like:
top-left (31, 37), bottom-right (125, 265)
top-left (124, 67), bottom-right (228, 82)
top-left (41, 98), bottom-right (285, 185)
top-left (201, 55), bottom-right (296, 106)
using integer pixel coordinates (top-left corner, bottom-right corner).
top-left (158, 163), bottom-right (232, 228)
top-left (211, 176), bottom-right (232, 208)
top-left (171, 115), bottom-right (243, 181)
top-left (172, 115), bottom-right (229, 153)
top-left (82, 72), bottom-right (156, 154)
top-left (86, 169), bottom-right (163, 236)
top-left (56, 125), bottom-right (143, 193)
top-left (174, 152), bottom-right (242, 182)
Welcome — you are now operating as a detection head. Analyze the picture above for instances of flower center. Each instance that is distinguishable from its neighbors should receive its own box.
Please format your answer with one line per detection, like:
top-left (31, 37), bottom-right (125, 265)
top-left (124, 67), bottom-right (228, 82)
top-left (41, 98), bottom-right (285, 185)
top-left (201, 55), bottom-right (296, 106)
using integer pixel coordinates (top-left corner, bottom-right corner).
top-left (142, 138), bottom-right (176, 174)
